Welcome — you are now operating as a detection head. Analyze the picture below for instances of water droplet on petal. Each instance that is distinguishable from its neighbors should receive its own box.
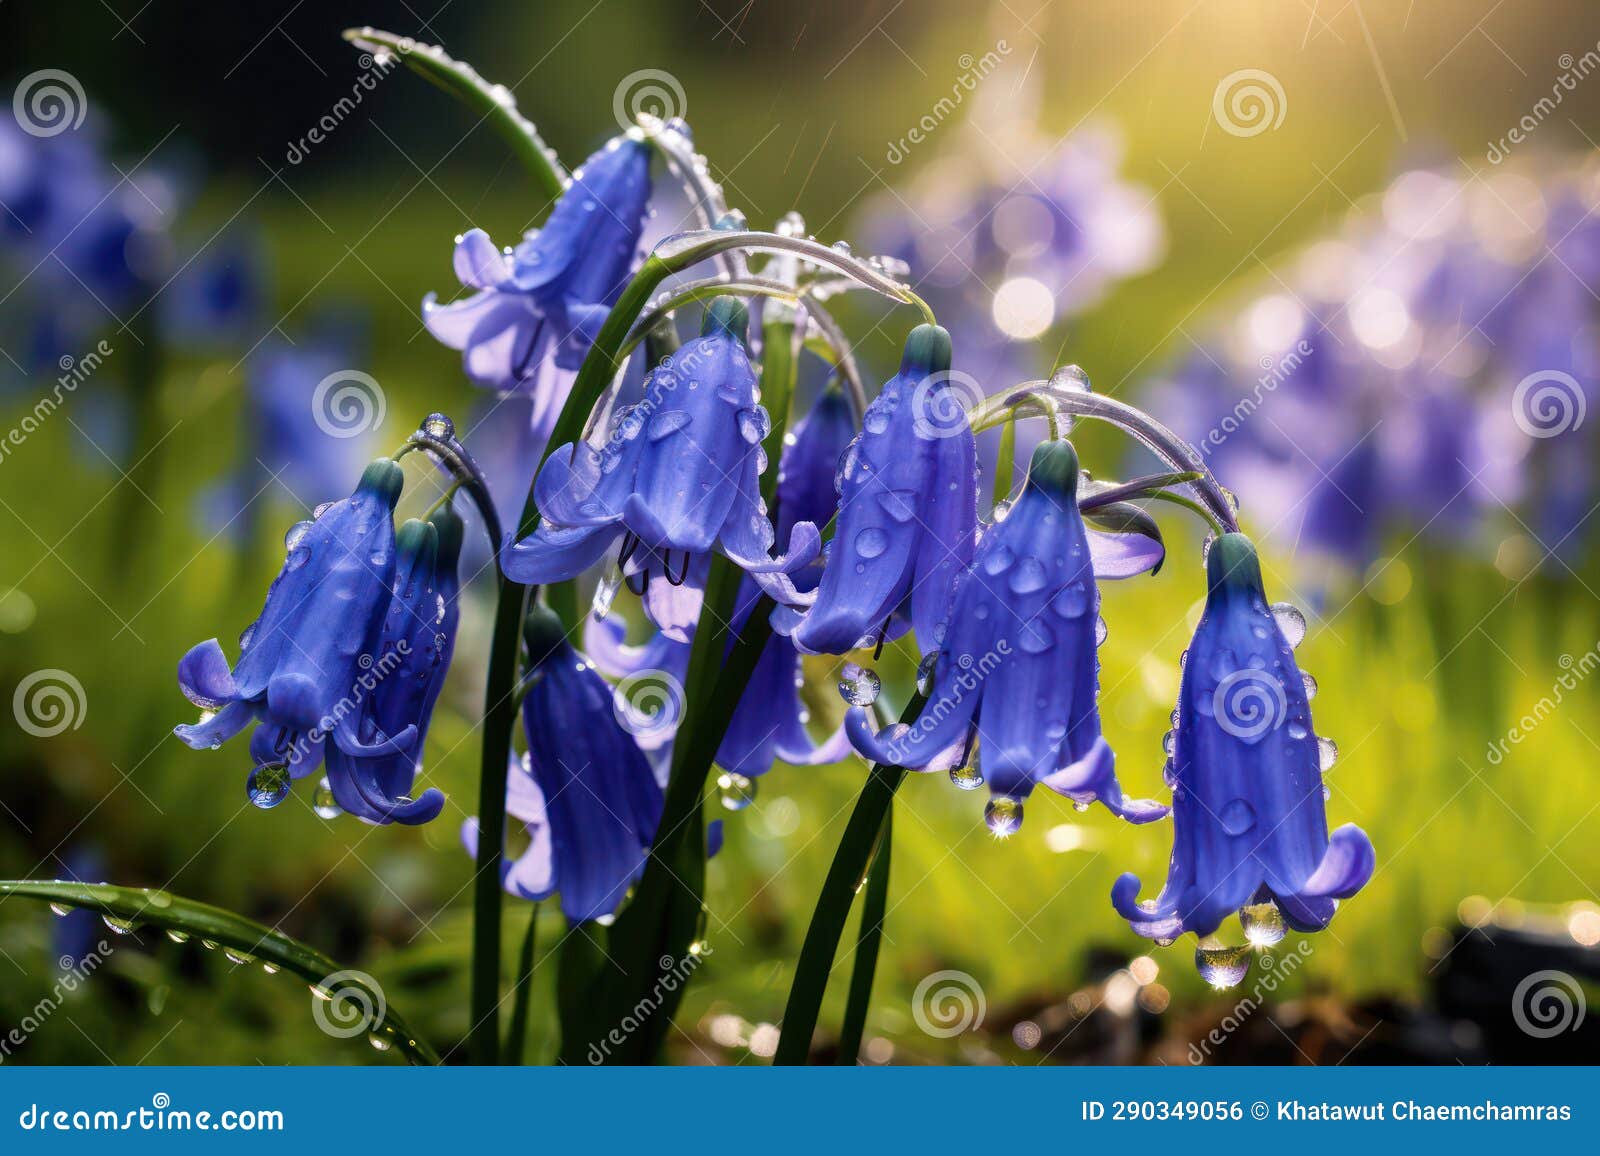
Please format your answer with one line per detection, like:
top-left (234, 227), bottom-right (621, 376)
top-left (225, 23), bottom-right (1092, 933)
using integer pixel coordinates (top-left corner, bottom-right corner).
top-left (854, 527), bottom-right (889, 559)
top-left (592, 569), bottom-right (622, 620)
top-left (717, 771), bottom-right (757, 811)
top-left (1271, 602), bottom-right (1307, 648)
top-left (837, 663), bottom-right (880, 706)
top-left (312, 779), bottom-right (340, 820)
top-left (1018, 619), bottom-right (1053, 654)
top-left (1240, 900), bottom-right (1287, 947)
top-left (1301, 671), bottom-right (1318, 700)
top-left (247, 763), bottom-right (291, 809)
top-left (737, 407), bottom-right (770, 444)
top-left (647, 410), bottom-right (691, 441)
top-left (1316, 736), bottom-right (1338, 772)
top-left (1195, 939), bottom-right (1252, 989)
top-left (1094, 615), bottom-right (1109, 646)
top-left (982, 544), bottom-right (1016, 576)
top-left (984, 795), bottom-right (1024, 836)
top-left (1052, 582), bottom-right (1090, 619)
top-left (916, 651), bottom-right (939, 695)
top-left (1010, 556), bottom-right (1048, 594)
top-left (949, 763), bottom-right (984, 791)
top-left (863, 409), bottom-right (889, 435)
top-left (876, 489), bottom-right (917, 523)
top-left (1218, 798), bottom-right (1256, 836)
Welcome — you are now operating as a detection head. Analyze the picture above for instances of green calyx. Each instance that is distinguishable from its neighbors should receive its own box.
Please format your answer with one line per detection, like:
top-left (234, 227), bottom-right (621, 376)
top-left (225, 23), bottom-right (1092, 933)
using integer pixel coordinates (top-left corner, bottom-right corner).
top-left (522, 603), bottom-right (570, 665)
top-left (1026, 439), bottom-right (1080, 500)
top-left (359, 459), bottom-right (406, 508)
top-left (899, 323), bottom-right (953, 379)
top-left (429, 503), bottom-right (466, 569)
top-left (396, 518), bottom-right (440, 567)
top-left (702, 297), bottom-right (750, 342)
top-left (1206, 532), bottom-right (1264, 598)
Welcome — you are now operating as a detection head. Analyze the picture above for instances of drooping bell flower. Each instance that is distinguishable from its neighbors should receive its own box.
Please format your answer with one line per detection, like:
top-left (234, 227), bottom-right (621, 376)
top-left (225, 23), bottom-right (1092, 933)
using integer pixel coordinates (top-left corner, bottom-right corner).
top-left (779, 324), bottom-right (976, 656)
top-left (321, 505), bottom-right (462, 825)
top-left (845, 441), bottom-right (1166, 829)
top-left (502, 299), bottom-right (818, 604)
top-left (174, 459), bottom-right (418, 770)
top-left (464, 605), bottom-right (664, 923)
top-left (1111, 533), bottom-right (1374, 943)
top-left (585, 381), bottom-right (860, 778)
top-left (422, 135), bottom-right (652, 433)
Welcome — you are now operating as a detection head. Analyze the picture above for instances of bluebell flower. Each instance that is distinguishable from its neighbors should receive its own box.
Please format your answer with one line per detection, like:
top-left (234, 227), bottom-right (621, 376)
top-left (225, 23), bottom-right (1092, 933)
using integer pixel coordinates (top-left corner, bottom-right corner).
top-left (174, 459), bottom-right (418, 770)
top-left (502, 299), bottom-right (819, 605)
top-left (585, 383), bottom-right (860, 776)
top-left (163, 232), bottom-right (263, 349)
top-left (321, 505), bottom-right (461, 825)
top-left (464, 605), bottom-right (664, 923)
top-left (1111, 533), bottom-right (1375, 941)
top-left (845, 441), bottom-right (1167, 829)
top-left (779, 324), bottom-right (977, 656)
top-left (423, 135), bottom-right (652, 432)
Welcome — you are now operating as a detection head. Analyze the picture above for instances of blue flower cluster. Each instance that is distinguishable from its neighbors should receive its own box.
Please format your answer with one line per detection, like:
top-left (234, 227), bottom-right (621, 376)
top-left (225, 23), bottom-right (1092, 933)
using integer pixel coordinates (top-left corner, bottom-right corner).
top-left (1147, 158), bottom-right (1600, 573)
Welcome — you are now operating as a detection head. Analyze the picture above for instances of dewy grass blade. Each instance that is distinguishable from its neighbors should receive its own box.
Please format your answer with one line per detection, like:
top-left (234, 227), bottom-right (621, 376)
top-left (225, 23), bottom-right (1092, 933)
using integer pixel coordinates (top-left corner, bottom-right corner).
top-left (341, 27), bottom-right (566, 201)
top-left (0, 880), bottom-right (440, 1066)
top-left (835, 804), bottom-right (892, 1065)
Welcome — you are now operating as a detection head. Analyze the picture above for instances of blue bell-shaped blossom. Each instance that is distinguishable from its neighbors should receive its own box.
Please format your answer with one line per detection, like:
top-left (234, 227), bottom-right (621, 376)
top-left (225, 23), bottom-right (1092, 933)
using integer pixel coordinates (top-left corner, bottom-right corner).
top-left (321, 505), bottom-right (462, 825)
top-left (174, 459), bottom-right (418, 777)
top-left (845, 441), bottom-right (1166, 829)
top-left (463, 605), bottom-right (664, 923)
top-left (780, 324), bottom-right (976, 656)
top-left (1111, 533), bottom-right (1374, 942)
top-left (502, 299), bottom-right (819, 607)
top-left (423, 135), bottom-right (652, 432)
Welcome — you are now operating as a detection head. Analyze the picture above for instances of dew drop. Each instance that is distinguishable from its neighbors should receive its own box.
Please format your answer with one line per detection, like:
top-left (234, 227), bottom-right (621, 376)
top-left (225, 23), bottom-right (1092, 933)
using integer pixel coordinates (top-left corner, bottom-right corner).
top-left (992, 499), bottom-right (1013, 523)
top-left (368, 1031), bottom-right (393, 1052)
top-left (854, 527), bottom-right (889, 560)
top-left (166, 929), bottom-right (190, 944)
top-left (949, 763), bottom-right (984, 791)
top-left (1052, 582), bottom-right (1090, 619)
top-left (1194, 940), bottom-right (1252, 989)
top-left (737, 407), bottom-right (770, 444)
top-left (1271, 602), bottom-right (1307, 648)
top-left (1301, 671), bottom-right (1318, 700)
top-left (1240, 900), bottom-right (1287, 947)
top-left (876, 489), bottom-right (917, 523)
top-left (863, 409), bottom-right (889, 435)
top-left (592, 569), bottom-right (622, 621)
top-left (1018, 619), bottom-right (1053, 654)
top-left (1288, 721), bottom-right (1308, 740)
top-left (1316, 736), bottom-right (1338, 772)
top-left (1094, 615), bottom-right (1109, 646)
top-left (1218, 798), bottom-right (1257, 836)
top-left (982, 544), bottom-right (1016, 576)
top-left (984, 795), bottom-right (1024, 836)
top-left (49, 902), bottom-right (71, 917)
top-left (717, 771), bottom-right (757, 811)
top-left (102, 914), bottom-right (138, 936)
top-left (647, 410), bottom-right (691, 441)
top-left (312, 779), bottom-right (340, 820)
top-left (916, 651), bottom-right (939, 695)
top-left (247, 763), bottom-right (291, 810)
top-left (1010, 556), bottom-right (1048, 594)
top-left (284, 521), bottom-right (313, 551)
top-left (837, 663), bottom-right (880, 706)
top-left (223, 947), bottom-right (256, 965)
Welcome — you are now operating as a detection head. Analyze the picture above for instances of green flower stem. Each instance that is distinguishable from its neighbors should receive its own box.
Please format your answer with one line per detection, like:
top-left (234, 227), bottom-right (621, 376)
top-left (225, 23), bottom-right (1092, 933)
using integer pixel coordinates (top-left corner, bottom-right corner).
top-left (341, 28), bottom-right (566, 201)
top-left (0, 881), bottom-right (439, 1065)
top-left (835, 803), bottom-right (892, 1065)
top-left (993, 417), bottom-right (1017, 511)
top-left (505, 905), bottom-right (540, 1064)
top-left (774, 691), bottom-right (928, 1064)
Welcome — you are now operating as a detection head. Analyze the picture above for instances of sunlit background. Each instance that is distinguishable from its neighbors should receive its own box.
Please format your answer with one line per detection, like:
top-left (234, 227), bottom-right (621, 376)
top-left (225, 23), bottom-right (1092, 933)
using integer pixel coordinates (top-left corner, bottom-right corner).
top-left (2, 0), bottom-right (1598, 1064)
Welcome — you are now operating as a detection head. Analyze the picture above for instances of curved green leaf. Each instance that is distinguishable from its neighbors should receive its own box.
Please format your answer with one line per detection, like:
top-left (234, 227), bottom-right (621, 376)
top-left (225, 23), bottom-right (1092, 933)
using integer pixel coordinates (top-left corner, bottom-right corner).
top-left (0, 880), bottom-right (440, 1065)
top-left (342, 27), bottom-right (566, 202)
